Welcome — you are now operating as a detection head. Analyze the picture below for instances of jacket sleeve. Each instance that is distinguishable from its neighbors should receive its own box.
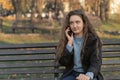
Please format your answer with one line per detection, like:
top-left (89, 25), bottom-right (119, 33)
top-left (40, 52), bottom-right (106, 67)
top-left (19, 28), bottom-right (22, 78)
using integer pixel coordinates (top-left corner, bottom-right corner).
top-left (59, 47), bottom-right (73, 66)
top-left (87, 38), bottom-right (102, 76)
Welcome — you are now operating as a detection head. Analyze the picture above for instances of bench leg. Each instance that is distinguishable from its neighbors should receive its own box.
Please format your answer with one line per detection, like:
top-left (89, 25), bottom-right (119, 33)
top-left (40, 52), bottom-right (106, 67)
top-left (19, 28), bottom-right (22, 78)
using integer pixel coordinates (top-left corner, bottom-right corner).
top-left (0, 26), bottom-right (3, 32)
top-left (12, 28), bottom-right (16, 33)
top-left (32, 29), bottom-right (35, 33)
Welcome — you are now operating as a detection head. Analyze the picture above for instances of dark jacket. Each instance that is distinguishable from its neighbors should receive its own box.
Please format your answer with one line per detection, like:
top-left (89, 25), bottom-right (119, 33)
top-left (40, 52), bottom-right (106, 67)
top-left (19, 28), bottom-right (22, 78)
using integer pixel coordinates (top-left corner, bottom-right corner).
top-left (59, 34), bottom-right (104, 80)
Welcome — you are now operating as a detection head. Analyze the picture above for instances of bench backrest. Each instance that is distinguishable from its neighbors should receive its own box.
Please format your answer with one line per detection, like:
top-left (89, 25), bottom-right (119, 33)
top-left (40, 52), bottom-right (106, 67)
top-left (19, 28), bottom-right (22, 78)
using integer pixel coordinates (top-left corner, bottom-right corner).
top-left (0, 43), bottom-right (57, 80)
top-left (0, 40), bottom-right (119, 80)
top-left (101, 40), bottom-right (120, 80)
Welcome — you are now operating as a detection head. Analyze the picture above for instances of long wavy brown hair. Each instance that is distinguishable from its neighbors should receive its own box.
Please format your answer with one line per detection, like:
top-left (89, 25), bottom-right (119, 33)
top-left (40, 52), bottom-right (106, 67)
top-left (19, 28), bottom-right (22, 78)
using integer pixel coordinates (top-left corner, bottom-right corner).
top-left (56, 9), bottom-right (99, 62)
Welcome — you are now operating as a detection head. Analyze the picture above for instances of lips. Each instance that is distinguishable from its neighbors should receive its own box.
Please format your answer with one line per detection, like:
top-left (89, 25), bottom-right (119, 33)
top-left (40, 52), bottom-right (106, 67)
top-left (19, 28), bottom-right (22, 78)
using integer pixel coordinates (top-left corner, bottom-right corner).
top-left (73, 28), bottom-right (78, 31)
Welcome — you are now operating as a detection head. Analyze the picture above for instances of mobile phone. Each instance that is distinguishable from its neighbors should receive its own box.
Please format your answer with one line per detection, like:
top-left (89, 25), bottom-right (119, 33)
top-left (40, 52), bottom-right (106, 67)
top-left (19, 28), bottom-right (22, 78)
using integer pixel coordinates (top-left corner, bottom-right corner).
top-left (68, 29), bottom-right (72, 36)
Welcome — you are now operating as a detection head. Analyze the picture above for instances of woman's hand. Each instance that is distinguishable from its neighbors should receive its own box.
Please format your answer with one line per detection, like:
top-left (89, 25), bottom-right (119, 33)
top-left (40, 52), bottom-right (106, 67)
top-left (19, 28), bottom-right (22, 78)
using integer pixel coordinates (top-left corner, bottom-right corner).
top-left (65, 27), bottom-right (73, 47)
top-left (76, 74), bottom-right (90, 80)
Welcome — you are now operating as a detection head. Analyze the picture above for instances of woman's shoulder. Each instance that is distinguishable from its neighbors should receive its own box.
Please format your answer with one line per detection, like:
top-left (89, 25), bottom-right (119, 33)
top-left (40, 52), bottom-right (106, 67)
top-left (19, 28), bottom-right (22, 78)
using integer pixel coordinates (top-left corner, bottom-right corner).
top-left (88, 33), bottom-right (99, 41)
top-left (86, 33), bottom-right (100, 46)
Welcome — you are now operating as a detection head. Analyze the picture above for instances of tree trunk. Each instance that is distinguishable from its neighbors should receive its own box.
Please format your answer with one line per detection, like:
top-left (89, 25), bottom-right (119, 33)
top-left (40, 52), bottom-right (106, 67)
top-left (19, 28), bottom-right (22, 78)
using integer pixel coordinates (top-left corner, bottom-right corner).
top-left (11, 0), bottom-right (22, 20)
top-left (30, 0), bottom-right (35, 22)
top-left (100, 0), bottom-right (110, 21)
top-left (104, 0), bottom-right (110, 22)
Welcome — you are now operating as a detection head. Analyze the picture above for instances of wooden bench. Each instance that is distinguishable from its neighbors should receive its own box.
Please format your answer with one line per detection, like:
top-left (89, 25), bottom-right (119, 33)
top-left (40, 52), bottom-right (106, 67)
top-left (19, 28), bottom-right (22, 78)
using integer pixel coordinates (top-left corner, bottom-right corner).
top-left (11, 19), bottom-right (58, 34)
top-left (12, 20), bottom-right (35, 33)
top-left (0, 40), bottom-right (119, 80)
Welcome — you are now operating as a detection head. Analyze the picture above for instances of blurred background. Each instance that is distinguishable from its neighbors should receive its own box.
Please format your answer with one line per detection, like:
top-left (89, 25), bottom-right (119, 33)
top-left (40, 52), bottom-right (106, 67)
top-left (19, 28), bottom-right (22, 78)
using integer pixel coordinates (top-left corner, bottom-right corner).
top-left (0, 0), bottom-right (120, 44)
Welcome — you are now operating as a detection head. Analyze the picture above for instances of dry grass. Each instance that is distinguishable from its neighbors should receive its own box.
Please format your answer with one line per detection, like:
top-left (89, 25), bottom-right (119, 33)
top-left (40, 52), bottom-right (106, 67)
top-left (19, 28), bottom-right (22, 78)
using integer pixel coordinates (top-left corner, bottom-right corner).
top-left (0, 32), bottom-right (58, 44)
top-left (97, 31), bottom-right (120, 39)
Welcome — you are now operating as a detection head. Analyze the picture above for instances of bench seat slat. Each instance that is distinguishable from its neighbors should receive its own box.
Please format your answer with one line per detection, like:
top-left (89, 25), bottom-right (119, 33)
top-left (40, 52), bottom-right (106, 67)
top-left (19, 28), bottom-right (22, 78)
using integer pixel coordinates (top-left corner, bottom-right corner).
top-left (105, 76), bottom-right (120, 80)
top-left (57, 66), bottom-right (120, 72)
top-left (0, 78), bottom-right (54, 80)
top-left (1, 76), bottom-right (120, 80)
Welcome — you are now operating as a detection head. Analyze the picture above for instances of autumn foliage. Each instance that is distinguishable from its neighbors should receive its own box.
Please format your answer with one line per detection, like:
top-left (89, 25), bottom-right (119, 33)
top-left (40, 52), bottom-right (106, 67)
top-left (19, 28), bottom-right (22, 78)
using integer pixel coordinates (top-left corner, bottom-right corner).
top-left (0, 0), bottom-right (13, 10)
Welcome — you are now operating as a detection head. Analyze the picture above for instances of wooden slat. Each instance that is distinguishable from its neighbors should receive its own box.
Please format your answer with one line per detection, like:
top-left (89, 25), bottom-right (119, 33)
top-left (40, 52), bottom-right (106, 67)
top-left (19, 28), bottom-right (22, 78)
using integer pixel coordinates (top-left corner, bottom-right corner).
top-left (0, 78), bottom-right (54, 80)
top-left (22, 78), bottom-right (54, 80)
top-left (2, 74), bottom-right (120, 80)
top-left (0, 49), bottom-right (119, 57)
top-left (0, 69), bottom-right (57, 74)
top-left (52, 67), bottom-right (120, 73)
top-left (102, 53), bottom-right (120, 58)
top-left (0, 43), bottom-right (57, 49)
top-left (102, 48), bottom-right (120, 52)
top-left (102, 60), bottom-right (120, 65)
top-left (102, 40), bottom-right (120, 45)
top-left (38, 66), bottom-right (120, 74)
top-left (0, 62), bottom-right (55, 69)
top-left (102, 66), bottom-right (120, 72)
top-left (0, 55), bottom-right (55, 61)
top-left (29, 78), bottom-right (54, 80)
top-left (0, 49), bottom-right (56, 55)
top-left (1, 76), bottom-right (120, 80)
top-left (0, 41), bottom-right (119, 49)
top-left (104, 76), bottom-right (120, 80)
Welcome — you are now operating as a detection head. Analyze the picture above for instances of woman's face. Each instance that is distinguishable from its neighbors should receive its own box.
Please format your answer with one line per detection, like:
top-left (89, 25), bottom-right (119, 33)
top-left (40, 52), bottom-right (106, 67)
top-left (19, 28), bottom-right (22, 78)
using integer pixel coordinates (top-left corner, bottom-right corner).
top-left (69, 15), bottom-right (84, 37)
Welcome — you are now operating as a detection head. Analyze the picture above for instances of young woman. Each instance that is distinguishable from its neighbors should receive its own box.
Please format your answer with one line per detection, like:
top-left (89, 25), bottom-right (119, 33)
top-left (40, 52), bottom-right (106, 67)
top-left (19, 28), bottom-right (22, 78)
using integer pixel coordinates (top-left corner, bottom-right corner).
top-left (56, 10), bottom-right (104, 80)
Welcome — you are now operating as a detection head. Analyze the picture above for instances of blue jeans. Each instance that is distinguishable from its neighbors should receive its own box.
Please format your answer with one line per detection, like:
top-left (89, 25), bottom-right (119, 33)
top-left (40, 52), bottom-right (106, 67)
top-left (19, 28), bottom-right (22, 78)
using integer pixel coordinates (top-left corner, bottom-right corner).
top-left (62, 71), bottom-right (84, 80)
top-left (62, 74), bottom-right (76, 80)
top-left (61, 71), bottom-right (97, 80)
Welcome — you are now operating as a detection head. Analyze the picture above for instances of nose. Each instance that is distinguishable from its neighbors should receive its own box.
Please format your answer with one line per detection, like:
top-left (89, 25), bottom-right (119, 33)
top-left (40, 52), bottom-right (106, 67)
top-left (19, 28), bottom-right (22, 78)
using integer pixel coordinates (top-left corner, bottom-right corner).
top-left (73, 23), bottom-right (77, 28)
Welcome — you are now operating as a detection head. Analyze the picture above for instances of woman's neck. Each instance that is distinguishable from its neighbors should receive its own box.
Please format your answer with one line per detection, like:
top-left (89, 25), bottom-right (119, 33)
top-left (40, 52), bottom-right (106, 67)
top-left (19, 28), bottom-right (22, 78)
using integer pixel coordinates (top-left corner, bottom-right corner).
top-left (74, 33), bottom-right (83, 38)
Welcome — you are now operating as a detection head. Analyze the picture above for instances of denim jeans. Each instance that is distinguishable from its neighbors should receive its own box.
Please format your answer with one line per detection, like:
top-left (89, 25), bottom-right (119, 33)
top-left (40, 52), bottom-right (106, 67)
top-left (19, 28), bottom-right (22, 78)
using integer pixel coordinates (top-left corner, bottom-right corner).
top-left (61, 70), bottom-right (97, 80)
top-left (62, 71), bottom-right (84, 80)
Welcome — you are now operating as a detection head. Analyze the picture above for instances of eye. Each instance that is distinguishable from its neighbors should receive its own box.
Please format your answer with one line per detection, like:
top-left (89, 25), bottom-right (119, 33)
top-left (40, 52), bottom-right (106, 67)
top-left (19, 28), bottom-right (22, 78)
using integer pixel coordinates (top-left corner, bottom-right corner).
top-left (76, 21), bottom-right (80, 24)
top-left (70, 22), bottom-right (73, 25)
